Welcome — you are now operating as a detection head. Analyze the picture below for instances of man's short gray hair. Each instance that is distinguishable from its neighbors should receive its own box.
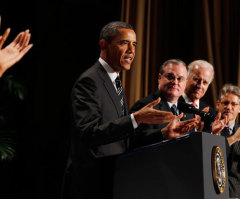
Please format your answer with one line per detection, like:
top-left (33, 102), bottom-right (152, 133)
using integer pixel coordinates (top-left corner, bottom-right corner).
top-left (188, 60), bottom-right (214, 82)
top-left (218, 83), bottom-right (240, 102)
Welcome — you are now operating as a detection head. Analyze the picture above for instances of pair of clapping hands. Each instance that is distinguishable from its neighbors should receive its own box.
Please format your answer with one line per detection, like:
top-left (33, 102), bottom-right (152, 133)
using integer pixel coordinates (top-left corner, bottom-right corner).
top-left (0, 16), bottom-right (33, 77)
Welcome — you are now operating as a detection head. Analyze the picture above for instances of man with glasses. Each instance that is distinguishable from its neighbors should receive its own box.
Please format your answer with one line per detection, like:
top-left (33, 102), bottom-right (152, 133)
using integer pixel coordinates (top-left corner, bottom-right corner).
top-left (129, 59), bottom-right (197, 147)
top-left (216, 83), bottom-right (240, 198)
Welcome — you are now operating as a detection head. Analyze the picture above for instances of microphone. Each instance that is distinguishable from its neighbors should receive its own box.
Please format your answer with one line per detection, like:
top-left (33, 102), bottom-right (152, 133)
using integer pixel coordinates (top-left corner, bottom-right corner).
top-left (177, 101), bottom-right (216, 123)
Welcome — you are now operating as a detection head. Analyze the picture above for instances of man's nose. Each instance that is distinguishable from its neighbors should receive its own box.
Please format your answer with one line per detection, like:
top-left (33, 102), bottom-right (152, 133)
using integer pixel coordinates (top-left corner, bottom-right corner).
top-left (197, 81), bottom-right (203, 88)
top-left (127, 43), bottom-right (135, 53)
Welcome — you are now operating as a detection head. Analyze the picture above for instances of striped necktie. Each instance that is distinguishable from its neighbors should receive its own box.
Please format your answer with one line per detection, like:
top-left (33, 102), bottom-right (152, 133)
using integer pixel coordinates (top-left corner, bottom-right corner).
top-left (115, 76), bottom-right (125, 116)
top-left (171, 104), bottom-right (178, 116)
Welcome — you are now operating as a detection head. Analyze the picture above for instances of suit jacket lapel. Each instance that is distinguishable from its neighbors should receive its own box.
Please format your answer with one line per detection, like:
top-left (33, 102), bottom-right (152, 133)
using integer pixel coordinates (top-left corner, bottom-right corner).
top-left (152, 91), bottom-right (171, 112)
top-left (97, 63), bottom-right (123, 117)
top-left (199, 100), bottom-right (208, 110)
top-left (122, 91), bottom-right (128, 115)
top-left (158, 100), bottom-right (171, 112)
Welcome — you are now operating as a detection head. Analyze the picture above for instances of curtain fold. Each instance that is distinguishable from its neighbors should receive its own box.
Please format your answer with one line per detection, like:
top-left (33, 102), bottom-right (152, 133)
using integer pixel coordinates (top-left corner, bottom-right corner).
top-left (121, 0), bottom-right (154, 107)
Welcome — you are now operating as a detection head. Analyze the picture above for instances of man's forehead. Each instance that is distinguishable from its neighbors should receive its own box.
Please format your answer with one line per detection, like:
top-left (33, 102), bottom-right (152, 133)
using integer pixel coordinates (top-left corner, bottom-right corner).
top-left (222, 93), bottom-right (239, 100)
top-left (191, 66), bottom-right (213, 74)
top-left (164, 64), bottom-right (187, 72)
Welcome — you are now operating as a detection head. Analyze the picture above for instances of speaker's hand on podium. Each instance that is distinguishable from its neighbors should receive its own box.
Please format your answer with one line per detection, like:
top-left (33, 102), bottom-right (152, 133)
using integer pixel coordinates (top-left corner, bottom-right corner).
top-left (134, 97), bottom-right (175, 124)
top-left (161, 113), bottom-right (198, 139)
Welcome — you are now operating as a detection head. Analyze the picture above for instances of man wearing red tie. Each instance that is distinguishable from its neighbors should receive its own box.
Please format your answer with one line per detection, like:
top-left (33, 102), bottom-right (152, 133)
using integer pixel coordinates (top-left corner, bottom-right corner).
top-left (182, 60), bottom-right (217, 130)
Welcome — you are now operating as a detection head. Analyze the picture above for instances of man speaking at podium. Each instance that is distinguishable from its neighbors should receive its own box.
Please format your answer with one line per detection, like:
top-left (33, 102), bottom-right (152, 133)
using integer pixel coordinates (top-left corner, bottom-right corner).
top-left (61, 22), bottom-right (198, 199)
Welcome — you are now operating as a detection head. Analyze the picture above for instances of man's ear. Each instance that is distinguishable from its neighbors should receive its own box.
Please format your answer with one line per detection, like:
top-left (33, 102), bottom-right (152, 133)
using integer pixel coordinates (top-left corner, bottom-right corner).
top-left (99, 39), bottom-right (107, 49)
top-left (238, 104), bottom-right (240, 114)
top-left (216, 100), bottom-right (220, 110)
top-left (157, 73), bottom-right (162, 88)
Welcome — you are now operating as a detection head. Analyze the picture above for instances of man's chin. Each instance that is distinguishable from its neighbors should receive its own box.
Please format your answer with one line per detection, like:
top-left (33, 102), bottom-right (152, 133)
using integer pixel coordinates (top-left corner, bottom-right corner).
top-left (222, 113), bottom-right (232, 119)
top-left (167, 92), bottom-right (181, 98)
top-left (191, 93), bottom-right (201, 100)
top-left (122, 64), bottom-right (131, 71)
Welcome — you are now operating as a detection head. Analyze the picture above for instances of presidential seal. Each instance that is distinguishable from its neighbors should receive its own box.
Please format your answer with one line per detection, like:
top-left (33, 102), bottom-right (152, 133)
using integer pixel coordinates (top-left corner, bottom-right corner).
top-left (211, 146), bottom-right (226, 194)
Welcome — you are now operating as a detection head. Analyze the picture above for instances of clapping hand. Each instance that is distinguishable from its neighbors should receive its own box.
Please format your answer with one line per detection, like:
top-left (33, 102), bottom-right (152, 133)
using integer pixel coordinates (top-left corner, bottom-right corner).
top-left (161, 113), bottom-right (198, 139)
top-left (211, 113), bottom-right (229, 135)
top-left (134, 97), bottom-right (175, 124)
top-left (0, 16), bottom-right (33, 77)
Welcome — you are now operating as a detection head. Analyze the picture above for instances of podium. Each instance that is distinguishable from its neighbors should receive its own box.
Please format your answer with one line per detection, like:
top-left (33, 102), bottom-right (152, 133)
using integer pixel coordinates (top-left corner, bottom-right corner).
top-left (113, 132), bottom-right (229, 199)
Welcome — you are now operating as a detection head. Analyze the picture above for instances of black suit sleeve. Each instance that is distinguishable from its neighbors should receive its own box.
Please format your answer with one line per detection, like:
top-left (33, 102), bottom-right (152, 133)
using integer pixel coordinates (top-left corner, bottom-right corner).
top-left (129, 94), bottom-right (166, 149)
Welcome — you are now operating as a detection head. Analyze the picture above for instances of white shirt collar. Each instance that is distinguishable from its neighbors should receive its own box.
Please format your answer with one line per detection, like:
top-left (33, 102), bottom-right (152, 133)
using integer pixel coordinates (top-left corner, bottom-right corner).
top-left (167, 101), bottom-right (178, 108)
top-left (182, 93), bottom-right (200, 108)
top-left (99, 57), bottom-right (118, 83)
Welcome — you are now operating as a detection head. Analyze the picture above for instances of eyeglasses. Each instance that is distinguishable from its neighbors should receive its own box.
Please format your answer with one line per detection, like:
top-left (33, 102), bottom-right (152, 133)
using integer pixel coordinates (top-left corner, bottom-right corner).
top-left (220, 101), bottom-right (240, 108)
top-left (163, 73), bottom-right (186, 83)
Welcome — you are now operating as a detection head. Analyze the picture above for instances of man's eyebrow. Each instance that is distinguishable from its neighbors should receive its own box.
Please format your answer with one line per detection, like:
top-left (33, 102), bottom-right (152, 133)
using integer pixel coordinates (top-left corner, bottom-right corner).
top-left (116, 40), bottom-right (137, 46)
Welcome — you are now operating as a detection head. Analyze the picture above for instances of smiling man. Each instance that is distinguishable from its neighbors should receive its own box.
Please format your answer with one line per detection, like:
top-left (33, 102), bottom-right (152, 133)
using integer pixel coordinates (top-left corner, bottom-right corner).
top-left (181, 60), bottom-right (217, 131)
top-left (129, 59), bottom-right (198, 147)
top-left (131, 59), bottom-right (189, 114)
top-left (183, 59), bottom-right (215, 111)
top-left (157, 59), bottom-right (187, 103)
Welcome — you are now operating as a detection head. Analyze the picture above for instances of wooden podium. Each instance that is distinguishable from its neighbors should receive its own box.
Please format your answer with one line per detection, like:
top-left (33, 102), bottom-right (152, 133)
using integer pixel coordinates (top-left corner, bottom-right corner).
top-left (113, 132), bottom-right (229, 199)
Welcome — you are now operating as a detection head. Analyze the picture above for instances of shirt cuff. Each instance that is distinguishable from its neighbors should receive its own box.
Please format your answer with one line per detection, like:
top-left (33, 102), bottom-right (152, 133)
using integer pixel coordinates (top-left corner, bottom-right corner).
top-left (130, 113), bottom-right (138, 129)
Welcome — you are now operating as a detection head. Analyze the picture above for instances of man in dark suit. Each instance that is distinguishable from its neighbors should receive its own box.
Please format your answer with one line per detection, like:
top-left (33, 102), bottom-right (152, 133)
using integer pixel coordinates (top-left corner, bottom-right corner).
top-left (61, 21), bottom-right (197, 199)
top-left (182, 60), bottom-right (217, 130)
top-left (216, 83), bottom-right (240, 198)
top-left (130, 59), bottom-right (199, 147)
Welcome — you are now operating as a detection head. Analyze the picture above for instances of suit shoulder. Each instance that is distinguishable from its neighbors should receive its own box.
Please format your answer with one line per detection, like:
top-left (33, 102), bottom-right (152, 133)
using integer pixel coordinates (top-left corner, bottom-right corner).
top-left (74, 62), bottom-right (104, 84)
top-left (71, 62), bottom-right (103, 95)
top-left (78, 62), bottom-right (101, 79)
top-left (130, 93), bottom-right (156, 113)
top-left (200, 100), bottom-right (217, 114)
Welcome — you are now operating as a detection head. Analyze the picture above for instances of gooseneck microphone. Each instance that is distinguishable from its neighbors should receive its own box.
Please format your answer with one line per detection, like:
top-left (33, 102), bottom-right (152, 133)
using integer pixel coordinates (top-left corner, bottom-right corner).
top-left (177, 101), bottom-right (216, 123)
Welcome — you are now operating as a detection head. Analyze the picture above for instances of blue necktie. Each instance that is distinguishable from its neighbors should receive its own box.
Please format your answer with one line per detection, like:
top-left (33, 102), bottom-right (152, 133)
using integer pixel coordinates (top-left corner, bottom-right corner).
top-left (171, 104), bottom-right (178, 116)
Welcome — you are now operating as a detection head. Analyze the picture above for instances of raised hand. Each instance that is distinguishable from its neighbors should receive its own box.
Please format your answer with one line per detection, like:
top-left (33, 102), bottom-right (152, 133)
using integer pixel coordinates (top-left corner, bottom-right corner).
top-left (0, 16), bottom-right (33, 77)
top-left (211, 112), bottom-right (229, 135)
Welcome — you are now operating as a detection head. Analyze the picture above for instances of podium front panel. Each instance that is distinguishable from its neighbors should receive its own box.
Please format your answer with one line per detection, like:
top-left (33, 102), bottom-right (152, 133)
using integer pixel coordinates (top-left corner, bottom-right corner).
top-left (113, 132), bottom-right (229, 199)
